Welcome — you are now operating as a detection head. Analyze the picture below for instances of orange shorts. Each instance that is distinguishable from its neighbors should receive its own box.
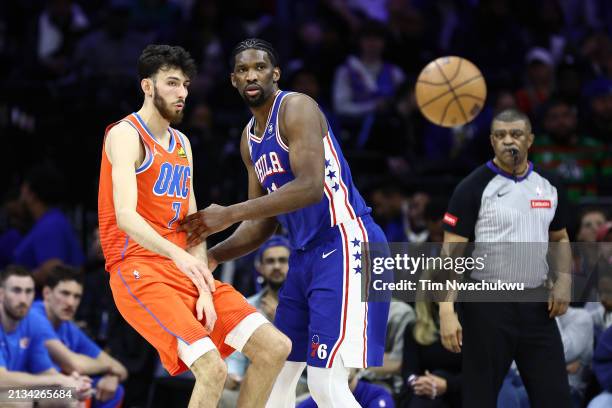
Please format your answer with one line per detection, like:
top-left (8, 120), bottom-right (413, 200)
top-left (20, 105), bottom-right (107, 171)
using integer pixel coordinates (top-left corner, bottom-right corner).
top-left (109, 259), bottom-right (257, 375)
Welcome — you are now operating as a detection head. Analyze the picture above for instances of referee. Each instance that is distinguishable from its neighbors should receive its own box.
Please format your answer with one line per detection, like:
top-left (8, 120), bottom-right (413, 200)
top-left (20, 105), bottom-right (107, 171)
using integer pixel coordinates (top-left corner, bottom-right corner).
top-left (438, 109), bottom-right (572, 407)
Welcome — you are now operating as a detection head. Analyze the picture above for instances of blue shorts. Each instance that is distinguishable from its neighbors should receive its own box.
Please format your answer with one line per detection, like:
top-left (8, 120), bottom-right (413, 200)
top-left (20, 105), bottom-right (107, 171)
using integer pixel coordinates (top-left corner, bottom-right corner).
top-left (274, 215), bottom-right (390, 368)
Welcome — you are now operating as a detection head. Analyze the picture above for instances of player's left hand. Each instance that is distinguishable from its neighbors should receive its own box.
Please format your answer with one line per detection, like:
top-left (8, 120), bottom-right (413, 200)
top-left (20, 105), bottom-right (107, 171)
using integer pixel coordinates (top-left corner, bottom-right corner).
top-left (180, 204), bottom-right (235, 245)
top-left (196, 291), bottom-right (217, 332)
top-left (96, 374), bottom-right (119, 402)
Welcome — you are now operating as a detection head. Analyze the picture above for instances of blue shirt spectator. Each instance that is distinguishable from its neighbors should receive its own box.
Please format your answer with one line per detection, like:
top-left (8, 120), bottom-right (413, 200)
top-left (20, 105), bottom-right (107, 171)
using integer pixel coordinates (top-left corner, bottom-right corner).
top-left (0, 309), bottom-right (56, 373)
top-left (297, 380), bottom-right (395, 408)
top-left (13, 208), bottom-right (85, 270)
top-left (32, 300), bottom-right (101, 360)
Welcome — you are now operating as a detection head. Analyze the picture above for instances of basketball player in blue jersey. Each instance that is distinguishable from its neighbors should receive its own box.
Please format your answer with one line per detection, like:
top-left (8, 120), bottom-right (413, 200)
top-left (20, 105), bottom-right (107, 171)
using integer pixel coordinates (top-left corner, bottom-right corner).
top-left (181, 38), bottom-right (391, 407)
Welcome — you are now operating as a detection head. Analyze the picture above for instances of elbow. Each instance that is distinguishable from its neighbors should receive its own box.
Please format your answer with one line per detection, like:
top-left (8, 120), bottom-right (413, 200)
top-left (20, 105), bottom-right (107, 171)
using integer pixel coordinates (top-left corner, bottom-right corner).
top-left (304, 180), bottom-right (324, 206)
top-left (115, 209), bottom-right (132, 233)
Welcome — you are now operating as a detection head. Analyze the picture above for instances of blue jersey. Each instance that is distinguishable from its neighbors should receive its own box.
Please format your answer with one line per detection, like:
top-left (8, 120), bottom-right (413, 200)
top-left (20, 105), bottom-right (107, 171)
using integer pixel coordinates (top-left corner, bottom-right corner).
top-left (32, 301), bottom-right (101, 359)
top-left (0, 309), bottom-right (56, 373)
top-left (247, 91), bottom-right (370, 249)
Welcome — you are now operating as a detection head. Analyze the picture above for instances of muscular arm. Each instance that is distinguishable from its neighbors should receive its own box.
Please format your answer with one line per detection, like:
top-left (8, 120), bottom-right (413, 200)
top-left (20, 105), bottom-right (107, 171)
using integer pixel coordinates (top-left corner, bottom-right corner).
top-left (107, 122), bottom-right (185, 261)
top-left (226, 94), bottom-right (325, 222)
top-left (208, 128), bottom-right (279, 263)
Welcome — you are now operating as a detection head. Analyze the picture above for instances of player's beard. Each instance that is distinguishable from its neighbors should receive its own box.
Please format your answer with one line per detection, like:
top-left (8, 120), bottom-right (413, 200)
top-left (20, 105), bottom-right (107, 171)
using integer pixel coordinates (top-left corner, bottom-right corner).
top-left (241, 85), bottom-right (269, 107)
top-left (153, 89), bottom-right (184, 125)
top-left (5, 302), bottom-right (28, 321)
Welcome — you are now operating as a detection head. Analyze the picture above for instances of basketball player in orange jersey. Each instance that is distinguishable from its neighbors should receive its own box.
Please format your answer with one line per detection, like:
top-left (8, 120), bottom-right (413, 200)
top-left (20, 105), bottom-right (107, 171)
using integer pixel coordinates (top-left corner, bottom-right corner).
top-left (97, 44), bottom-right (291, 408)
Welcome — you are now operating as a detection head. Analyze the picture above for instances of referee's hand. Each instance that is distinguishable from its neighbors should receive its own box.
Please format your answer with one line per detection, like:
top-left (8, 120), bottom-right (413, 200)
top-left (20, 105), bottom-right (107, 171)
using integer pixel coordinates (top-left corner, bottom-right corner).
top-left (548, 278), bottom-right (570, 317)
top-left (440, 310), bottom-right (462, 353)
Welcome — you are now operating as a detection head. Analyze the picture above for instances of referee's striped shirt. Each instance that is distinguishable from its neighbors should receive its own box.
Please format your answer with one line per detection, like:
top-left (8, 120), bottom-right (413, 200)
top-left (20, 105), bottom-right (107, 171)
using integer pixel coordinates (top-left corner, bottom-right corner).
top-left (443, 160), bottom-right (568, 288)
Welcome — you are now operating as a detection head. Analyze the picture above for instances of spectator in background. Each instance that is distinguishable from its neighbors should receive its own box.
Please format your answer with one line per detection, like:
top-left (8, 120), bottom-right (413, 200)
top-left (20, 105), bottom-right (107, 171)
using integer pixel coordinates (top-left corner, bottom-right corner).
top-left (34, 265), bottom-right (127, 407)
top-left (362, 300), bottom-right (415, 395)
top-left (223, 236), bottom-right (294, 407)
top-left (298, 368), bottom-right (395, 408)
top-left (515, 47), bottom-right (555, 117)
top-left (583, 77), bottom-right (612, 142)
top-left (0, 193), bottom-right (31, 269)
top-left (332, 20), bottom-right (405, 149)
top-left (401, 299), bottom-right (462, 408)
top-left (576, 208), bottom-right (608, 242)
top-left (588, 326), bottom-right (612, 408)
top-left (573, 208), bottom-right (608, 301)
top-left (531, 98), bottom-right (604, 201)
top-left (371, 185), bottom-right (431, 243)
top-left (0, 265), bottom-right (92, 400)
top-left (556, 306), bottom-right (594, 407)
top-left (36, 0), bottom-right (89, 79)
top-left (73, 0), bottom-right (152, 112)
top-left (76, 227), bottom-right (114, 345)
top-left (13, 163), bottom-right (84, 287)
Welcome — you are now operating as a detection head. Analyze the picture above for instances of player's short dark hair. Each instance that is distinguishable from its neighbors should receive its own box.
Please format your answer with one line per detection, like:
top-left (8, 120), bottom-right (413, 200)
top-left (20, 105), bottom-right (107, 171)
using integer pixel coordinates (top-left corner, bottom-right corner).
top-left (491, 109), bottom-right (532, 134)
top-left (0, 265), bottom-right (32, 286)
top-left (358, 20), bottom-right (388, 40)
top-left (138, 44), bottom-right (197, 80)
top-left (230, 38), bottom-right (279, 70)
top-left (44, 265), bottom-right (83, 290)
top-left (24, 163), bottom-right (65, 206)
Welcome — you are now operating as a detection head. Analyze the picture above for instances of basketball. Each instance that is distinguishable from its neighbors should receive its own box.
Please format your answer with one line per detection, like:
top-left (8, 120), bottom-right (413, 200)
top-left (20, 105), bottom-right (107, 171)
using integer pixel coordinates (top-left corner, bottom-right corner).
top-left (415, 56), bottom-right (487, 127)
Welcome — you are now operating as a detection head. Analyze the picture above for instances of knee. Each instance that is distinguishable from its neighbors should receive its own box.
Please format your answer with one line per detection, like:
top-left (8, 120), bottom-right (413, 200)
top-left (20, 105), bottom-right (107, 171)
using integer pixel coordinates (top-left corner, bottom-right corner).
top-left (252, 330), bottom-right (292, 366)
top-left (191, 351), bottom-right (228, 386)
top-left (266, 332), bottom-right (292, 364)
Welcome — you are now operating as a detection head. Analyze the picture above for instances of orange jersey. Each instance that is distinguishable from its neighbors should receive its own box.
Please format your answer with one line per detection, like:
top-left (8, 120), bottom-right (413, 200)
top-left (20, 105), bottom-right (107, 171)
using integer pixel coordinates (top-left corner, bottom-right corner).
top-left (98, 113), bottom-right (191, 272)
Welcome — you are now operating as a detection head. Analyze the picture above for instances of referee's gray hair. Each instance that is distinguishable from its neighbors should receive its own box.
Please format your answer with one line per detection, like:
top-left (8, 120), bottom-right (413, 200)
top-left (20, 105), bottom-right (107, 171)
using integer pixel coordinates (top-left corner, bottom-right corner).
top-left (491, 109), bottom-right (532, 134)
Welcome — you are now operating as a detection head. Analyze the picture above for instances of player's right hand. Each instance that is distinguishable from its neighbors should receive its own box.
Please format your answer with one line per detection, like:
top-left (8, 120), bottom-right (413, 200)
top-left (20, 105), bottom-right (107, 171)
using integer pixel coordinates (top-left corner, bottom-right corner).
top-left (196, 291), bottom-right (217, 332)
top-left (172, 250), bottom-right (216, 293)
top-left (439, 310), bottom-right (462, 353)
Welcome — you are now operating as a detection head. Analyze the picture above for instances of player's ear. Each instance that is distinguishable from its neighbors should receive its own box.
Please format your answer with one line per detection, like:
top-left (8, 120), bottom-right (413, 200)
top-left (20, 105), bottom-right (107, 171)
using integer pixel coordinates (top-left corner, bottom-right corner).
top-left (272, 67), bottom-right (281, 84)
top-left (141, 78), bottom-right (152, 97)
top-left (42, 286), bottom-right (51, 300)
top-left (230, 73), bottom-right (237, 89)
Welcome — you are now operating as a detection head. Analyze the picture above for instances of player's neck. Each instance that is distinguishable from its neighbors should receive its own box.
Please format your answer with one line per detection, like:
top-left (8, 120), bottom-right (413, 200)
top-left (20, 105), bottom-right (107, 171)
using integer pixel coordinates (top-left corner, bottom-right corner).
top-left (0, 308), bottom-right (19, 332)
top-left (136, 107), bottom-right (171, 145)
top-left (251, 89), bottom-right (280, 134)
top-left (44, 302), bottom-right (61, 328)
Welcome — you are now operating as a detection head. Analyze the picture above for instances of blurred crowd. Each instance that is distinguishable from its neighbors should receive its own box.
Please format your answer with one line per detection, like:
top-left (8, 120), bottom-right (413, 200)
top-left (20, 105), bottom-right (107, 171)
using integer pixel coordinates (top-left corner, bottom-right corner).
top-left (1, 0), bottom-right (612, 407)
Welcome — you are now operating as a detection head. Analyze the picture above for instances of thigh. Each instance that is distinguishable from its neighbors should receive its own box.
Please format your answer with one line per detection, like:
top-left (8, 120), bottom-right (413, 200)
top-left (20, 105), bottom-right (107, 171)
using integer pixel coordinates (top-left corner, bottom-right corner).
top-left (109, 261), bottom-right (208, 376)
top-left (515, 303), bottom-right (571, 408)
top-left (460, 302), bottom-right (518, 407)
top-left (208, 282), bottom-right (259, 358)
top-left (274, 251), bottom-right (310, 362)
top-left (308, 217), bottom-right (389, 368)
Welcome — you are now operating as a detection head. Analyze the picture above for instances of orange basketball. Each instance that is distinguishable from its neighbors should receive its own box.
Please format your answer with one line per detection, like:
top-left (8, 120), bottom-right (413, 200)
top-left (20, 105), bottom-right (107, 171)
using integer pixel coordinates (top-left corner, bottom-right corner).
top-left (415, 56), bottom-right (487, 127)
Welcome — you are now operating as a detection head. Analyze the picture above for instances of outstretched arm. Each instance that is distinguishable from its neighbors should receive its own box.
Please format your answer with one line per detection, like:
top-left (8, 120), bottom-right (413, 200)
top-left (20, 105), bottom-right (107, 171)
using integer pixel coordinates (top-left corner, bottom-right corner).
top-left (206, 127), bottom-right (279, 264)
top-left (182, 94), bottom-right (324, 239)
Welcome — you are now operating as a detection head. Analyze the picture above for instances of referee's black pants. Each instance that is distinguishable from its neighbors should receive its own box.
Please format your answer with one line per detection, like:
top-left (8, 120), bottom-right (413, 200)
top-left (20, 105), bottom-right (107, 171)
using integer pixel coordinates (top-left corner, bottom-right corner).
top-left (460, 302), bottom-right (571, 408)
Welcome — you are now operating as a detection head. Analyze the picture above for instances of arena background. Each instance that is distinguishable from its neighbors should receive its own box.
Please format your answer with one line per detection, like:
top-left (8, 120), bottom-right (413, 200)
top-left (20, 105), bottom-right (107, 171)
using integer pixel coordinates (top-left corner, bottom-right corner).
top-left (0, 1), bottom-right (611, 407)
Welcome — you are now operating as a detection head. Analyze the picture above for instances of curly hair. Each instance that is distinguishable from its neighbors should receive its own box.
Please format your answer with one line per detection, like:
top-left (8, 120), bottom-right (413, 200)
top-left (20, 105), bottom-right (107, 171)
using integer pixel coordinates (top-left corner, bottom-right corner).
top-left (138, 44), bottom-right (197, 80)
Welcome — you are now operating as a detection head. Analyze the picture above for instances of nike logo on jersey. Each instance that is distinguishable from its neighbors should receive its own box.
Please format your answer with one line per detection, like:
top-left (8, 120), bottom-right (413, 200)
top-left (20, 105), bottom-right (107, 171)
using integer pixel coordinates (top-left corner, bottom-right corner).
top-left (322, 249), bottom-right (337, 259)
top-left (497, 191), bottom-right (510, 197)
top-left (265, 134), bottom-right (275, 140)
top-left (153, 145), bottom-right (162, 157)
